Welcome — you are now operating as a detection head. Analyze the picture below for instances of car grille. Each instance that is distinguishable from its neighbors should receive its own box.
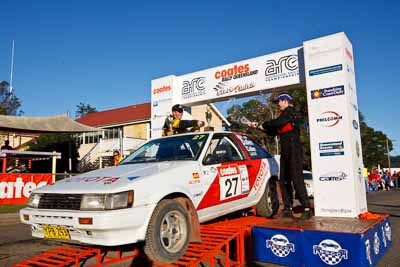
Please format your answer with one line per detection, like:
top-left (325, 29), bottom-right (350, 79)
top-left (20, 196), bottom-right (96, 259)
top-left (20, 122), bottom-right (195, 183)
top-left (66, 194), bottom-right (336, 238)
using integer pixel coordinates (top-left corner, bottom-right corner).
top-left (38, 194), bottom-right (82, 210)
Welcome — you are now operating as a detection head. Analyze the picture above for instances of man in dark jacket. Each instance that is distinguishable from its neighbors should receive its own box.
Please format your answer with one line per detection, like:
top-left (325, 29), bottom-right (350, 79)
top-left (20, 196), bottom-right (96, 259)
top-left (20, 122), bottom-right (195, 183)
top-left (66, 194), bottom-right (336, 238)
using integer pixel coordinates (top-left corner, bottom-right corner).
top-left (162, 104), bottom-right (205, 136)
top-left (261, 93), bottom-right (312, 220)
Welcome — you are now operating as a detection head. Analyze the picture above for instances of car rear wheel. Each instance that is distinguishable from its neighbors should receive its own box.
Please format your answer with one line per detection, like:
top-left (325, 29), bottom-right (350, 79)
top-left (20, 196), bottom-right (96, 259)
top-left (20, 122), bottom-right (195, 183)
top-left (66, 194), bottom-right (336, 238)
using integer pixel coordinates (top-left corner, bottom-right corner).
top-left (256, 178), bottom-right (279, 217)
top-left (144, 199), bottom-right (190, 263)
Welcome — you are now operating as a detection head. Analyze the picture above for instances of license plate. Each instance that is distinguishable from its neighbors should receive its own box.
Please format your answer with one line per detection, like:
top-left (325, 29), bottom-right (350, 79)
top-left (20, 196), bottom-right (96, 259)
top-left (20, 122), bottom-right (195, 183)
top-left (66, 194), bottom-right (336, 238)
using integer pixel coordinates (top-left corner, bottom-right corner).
top-left (42, 225), bottom-right (71, 240)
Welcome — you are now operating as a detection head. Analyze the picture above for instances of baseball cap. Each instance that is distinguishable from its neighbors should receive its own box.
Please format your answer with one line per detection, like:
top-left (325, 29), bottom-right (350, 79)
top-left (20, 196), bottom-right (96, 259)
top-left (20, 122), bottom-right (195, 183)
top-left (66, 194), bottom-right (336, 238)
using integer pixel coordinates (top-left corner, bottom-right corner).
top-left (273, 93), bottom-right (293, 103)
top-left (172, 104), bottom-right (184, 112)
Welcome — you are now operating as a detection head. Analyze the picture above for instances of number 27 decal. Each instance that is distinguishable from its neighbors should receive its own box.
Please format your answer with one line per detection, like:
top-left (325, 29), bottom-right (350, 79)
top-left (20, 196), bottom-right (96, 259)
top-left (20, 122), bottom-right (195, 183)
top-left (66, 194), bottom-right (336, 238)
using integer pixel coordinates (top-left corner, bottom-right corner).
top-left (219, 175), bottom-right (242, 200)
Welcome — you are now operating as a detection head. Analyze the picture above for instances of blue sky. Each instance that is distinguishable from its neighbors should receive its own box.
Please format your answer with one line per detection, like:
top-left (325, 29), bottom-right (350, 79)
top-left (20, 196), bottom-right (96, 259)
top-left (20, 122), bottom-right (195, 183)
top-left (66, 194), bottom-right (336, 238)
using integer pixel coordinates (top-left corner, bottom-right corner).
top-left (1, 0), bottom-right (399, 154)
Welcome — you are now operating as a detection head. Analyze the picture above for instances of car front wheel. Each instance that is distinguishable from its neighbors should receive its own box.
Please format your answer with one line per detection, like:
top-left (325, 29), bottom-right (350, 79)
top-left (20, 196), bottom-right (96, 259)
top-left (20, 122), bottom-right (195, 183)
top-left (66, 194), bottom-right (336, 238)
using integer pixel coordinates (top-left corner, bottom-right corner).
top-left (256, 178), bottom-right (279, 217)
top-left (144, 199), bottom-right (190, 263)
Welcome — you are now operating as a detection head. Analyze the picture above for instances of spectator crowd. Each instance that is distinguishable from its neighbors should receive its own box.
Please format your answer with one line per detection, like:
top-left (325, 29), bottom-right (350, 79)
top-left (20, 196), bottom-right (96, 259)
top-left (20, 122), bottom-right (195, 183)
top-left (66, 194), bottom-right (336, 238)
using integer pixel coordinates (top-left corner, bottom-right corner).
top-left (368, 168), bottom-right (398, 192)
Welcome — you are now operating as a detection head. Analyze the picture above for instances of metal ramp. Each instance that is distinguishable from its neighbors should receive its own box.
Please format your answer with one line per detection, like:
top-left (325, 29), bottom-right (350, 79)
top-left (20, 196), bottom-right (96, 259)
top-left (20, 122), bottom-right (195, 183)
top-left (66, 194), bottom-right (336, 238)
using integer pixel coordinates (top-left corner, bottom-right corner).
top-left (13, 216), bottom-right (270, 267)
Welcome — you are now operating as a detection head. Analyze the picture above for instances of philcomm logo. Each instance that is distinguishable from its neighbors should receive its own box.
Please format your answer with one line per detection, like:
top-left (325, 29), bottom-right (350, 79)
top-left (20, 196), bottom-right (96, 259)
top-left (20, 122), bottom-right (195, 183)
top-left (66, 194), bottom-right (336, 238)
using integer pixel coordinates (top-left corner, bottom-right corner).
top-left (311, 85), bottom-right (344, 99)
top-left (319, 171), bottom-right (347, 182)
top-left (313, 239), bottom-right (348, 265)
top-left (309, 64), bottom-right (342, 76)
top-left (316, 111), bottom-right (343, 127)
top-left (265, 54), bottom-right (299, 82)
top-left (214, 63), bottom-right (258, 82)
top-left (266, 234), bottom-right (295, 258)
top-left (182, 77), bottom-right (206, 99)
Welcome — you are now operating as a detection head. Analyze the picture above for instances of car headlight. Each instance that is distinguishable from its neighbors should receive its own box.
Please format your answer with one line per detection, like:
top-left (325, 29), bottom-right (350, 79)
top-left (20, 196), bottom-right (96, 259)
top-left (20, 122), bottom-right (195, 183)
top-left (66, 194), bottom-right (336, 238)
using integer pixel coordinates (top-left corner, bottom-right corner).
top-left (80, 191), bottom-right (134, 211)
top-left (28, 193), bottom-right (42, 208)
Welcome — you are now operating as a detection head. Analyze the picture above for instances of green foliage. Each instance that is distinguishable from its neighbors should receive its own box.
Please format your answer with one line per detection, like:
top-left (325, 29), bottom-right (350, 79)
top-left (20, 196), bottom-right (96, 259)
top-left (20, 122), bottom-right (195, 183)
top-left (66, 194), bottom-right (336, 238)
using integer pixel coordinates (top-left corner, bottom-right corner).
top-left (0, 80), bottom-right (22, 115)
top-left (359, 112), bottom-right (393, 169)
top-left (75, 102), bottom-right (97, 118)
top-left (28, 133), bottom-right (80, 173)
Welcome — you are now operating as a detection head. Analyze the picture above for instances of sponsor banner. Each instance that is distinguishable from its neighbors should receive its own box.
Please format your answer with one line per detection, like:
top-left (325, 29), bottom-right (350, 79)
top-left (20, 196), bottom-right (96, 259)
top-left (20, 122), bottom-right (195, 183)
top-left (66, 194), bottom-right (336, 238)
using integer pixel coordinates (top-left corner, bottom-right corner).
top-left (311, 85), bottom-right (344, 100)
top-left (309, 64), bottom-right (343, 76)
top-left (253, 226), bottom-right (303, 267)
top-left (319, 141), bottom-right (345, 157)
top-left (178, 48), bottom-right (301, 104)
top-left (0, 174), bottom-right (52, 204)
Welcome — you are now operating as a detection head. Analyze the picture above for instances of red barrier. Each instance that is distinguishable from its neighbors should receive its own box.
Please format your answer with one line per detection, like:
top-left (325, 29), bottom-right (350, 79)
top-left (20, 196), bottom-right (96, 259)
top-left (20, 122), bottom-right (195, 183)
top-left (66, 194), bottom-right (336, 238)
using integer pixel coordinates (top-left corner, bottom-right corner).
top-left (0, 173), bottom-right (52, 204)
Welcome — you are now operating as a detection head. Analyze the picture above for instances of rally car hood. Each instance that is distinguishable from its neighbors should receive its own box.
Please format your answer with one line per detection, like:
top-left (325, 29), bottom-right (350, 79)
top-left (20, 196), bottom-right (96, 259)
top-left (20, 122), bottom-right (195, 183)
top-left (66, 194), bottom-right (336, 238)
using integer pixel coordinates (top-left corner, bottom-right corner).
top-left (34, 161), bottom-right (197, 194)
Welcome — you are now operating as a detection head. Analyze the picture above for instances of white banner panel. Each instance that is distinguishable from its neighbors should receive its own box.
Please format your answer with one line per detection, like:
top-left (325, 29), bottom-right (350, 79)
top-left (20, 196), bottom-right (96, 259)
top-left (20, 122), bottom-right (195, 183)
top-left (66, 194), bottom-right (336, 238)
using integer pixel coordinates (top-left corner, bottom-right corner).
top-left (177, 48), bottom-right (302, 105)
top-left (304, 32), bottom-right (367, 217)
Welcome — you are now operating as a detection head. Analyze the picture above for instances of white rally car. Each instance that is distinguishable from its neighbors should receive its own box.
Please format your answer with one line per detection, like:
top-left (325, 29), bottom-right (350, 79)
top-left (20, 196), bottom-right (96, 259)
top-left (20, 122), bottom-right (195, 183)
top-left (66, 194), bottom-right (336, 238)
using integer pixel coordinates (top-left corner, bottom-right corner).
top-left (20, 132), bottom-right (279, 263)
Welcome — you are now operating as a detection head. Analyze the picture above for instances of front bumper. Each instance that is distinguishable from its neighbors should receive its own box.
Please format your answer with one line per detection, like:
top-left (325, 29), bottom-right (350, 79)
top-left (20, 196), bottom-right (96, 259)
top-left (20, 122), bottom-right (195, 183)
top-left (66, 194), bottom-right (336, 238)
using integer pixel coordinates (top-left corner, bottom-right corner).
top-left (20, 204), bottom-right (156, 246)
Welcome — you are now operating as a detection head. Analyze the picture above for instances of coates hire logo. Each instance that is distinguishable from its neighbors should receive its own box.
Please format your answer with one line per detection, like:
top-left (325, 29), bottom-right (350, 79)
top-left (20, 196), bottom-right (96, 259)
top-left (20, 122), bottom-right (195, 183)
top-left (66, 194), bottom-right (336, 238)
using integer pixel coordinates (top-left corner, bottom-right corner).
top-left (265, 54), bottom-right (299, 82)
top-left (316, 111), bottom-right (343, 127)
top-left (319, 171), bottom-right (347, 182)
top-left (182, 77), bottom-right (206, 99)
top-left (153, 85), bottom-right (171, 95)
top-left (214, 63), bottom-right (258, 82)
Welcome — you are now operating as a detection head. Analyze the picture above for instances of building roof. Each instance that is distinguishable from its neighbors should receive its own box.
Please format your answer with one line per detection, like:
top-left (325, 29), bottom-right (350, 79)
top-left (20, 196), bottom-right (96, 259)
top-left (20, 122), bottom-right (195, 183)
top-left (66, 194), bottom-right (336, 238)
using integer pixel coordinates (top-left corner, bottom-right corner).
top-left (76, 102), bottom-right (151, 127)
top-left (0, 114), bottom-right (99, 133)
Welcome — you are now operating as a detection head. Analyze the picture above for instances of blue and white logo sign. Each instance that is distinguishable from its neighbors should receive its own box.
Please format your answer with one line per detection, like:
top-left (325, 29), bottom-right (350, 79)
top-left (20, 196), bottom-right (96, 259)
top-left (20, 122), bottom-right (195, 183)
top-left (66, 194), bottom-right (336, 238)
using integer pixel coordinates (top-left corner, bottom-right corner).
top-left (365, 239), bottom-right (372, 265)
top-left (384, 222), bottom-right (392, 241)
top-left (352, 120), bottom-right (359, 130)
top-left (313, 239), bottom-right (348, 265)
top-left (373, 232), bottom-right (380, 255)
top-left (309, 64), bottom-right (343, 76)
top-left (266, 234), bottom-right (295, 257)
top-left (311, 85), bottom-right (344, 99)
top-left (319, 141), bottom-right (344, 157)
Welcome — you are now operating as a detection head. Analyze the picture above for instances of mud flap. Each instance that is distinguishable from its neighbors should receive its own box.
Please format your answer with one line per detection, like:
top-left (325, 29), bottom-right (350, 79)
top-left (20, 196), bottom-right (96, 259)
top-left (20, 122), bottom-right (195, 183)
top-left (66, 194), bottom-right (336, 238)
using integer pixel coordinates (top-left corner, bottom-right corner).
top-left (176, 197), bottom-right (201, 243)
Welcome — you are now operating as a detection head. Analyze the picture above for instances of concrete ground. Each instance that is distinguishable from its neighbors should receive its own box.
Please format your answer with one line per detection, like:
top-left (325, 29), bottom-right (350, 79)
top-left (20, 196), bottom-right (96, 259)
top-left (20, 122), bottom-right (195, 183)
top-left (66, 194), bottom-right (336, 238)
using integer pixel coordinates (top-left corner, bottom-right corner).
top-left (0, 190), bottom-right (398, 267)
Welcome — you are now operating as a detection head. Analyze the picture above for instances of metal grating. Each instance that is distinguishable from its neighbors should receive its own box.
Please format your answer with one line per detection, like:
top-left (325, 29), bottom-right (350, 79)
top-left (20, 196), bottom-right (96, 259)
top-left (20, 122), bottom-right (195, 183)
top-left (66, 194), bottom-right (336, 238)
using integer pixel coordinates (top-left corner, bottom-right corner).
top-left (38, 194), bottom-right (82, 210)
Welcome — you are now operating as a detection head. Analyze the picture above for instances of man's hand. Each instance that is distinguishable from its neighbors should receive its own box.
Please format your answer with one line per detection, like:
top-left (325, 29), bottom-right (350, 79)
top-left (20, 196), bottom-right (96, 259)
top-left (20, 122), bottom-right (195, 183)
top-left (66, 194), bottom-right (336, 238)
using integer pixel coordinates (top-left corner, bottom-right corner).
top-left (198, 120), bottom-right (205, 127)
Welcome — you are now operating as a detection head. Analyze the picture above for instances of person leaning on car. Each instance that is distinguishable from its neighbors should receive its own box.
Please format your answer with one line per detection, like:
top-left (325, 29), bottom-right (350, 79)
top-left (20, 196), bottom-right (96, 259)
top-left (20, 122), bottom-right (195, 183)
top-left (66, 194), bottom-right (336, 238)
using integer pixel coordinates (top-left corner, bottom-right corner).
top-left (162, 104), bottom-right (205, 136)
top-left (251, 93), bottom-right (312, 220)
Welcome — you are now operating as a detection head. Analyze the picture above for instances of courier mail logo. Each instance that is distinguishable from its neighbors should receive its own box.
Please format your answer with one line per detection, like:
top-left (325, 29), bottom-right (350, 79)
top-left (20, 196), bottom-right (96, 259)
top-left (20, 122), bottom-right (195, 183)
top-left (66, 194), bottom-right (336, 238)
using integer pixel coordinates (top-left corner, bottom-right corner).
top-left (0, 177), bottom-right (47, 199)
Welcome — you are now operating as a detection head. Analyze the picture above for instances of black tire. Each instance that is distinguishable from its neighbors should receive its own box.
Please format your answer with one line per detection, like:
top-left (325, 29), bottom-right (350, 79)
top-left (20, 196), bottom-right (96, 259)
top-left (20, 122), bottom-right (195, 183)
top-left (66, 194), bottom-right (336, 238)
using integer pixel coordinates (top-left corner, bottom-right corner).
top-left (256, 178), bottom-right (279, 217)
top-left (144, 199), bottom-right (190, 263)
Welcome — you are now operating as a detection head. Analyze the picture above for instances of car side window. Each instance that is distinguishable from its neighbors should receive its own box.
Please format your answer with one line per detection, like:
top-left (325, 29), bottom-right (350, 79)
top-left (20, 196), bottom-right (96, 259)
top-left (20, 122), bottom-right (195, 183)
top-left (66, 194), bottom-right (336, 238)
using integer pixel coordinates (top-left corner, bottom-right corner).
top-left (203, 135), bottom-right (245, 165)
top-left (236, 134), bottom-right (272, 159)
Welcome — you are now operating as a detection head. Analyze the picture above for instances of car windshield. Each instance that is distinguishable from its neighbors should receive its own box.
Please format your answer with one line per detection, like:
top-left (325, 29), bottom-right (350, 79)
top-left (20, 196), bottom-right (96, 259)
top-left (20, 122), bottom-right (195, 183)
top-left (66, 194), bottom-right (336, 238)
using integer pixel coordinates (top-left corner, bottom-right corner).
top-left (121, 134), bottom-right (209, 164)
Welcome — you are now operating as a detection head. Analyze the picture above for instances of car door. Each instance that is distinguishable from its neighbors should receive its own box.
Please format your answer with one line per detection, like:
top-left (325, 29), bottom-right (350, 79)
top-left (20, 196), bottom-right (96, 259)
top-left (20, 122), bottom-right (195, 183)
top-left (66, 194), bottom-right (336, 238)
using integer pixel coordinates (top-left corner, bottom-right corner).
top-left (196, 133), bottom-right (253, 220)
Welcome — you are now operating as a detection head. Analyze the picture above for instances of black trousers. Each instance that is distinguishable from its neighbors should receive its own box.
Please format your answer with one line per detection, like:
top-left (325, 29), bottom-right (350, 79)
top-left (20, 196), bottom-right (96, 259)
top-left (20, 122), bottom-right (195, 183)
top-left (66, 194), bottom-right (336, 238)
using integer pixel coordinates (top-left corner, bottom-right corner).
top-left (279, 149), bottom-right (310, 210)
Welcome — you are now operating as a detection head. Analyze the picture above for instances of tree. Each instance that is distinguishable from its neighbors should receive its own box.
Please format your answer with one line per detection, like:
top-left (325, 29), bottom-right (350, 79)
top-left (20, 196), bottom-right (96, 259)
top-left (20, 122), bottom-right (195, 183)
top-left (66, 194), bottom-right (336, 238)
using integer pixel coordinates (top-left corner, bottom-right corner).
top-left (0, 80), bottom-right (22, 115)
top-left (359, 112), bottom-right (393, 169)
top-left (75, 102), bottom-right (97, 118)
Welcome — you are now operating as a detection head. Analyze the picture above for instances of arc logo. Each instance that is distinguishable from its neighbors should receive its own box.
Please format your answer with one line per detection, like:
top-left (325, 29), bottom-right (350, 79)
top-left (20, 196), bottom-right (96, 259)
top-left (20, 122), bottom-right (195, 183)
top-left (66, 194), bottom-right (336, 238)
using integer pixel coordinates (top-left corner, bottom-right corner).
top-left (266, 234), bottom-right (295, 257)
top-left (182, 77), bottom-right (206, 99)
top-left (265, 55), bottom-right (298, 82)
top-left (313, 239), bottom-right (348, 265)
top-left (316, 111), bottom-right (343, 127)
